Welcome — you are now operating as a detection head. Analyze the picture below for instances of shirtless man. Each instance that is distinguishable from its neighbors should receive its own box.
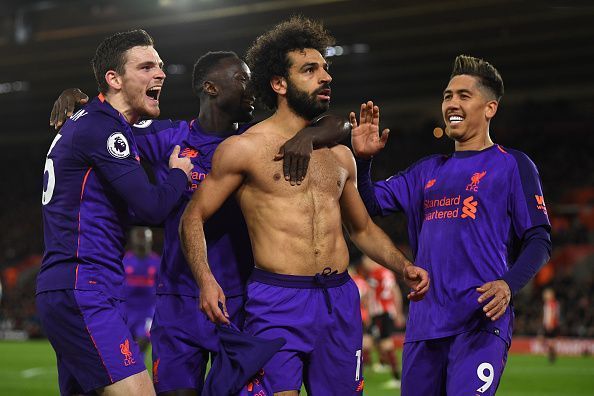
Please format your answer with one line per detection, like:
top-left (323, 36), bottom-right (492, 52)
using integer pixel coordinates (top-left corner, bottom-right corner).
top-left (179, 17), bottom-right (429, 395)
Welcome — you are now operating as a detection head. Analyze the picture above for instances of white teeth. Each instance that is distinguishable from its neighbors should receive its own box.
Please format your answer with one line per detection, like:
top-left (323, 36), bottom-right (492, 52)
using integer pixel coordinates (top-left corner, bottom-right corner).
top-left (449, 115), bottom-right (463, 123)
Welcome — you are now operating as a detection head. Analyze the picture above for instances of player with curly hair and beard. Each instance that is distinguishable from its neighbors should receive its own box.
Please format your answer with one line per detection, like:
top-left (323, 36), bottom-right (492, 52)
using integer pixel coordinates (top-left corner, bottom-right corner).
top-left (180, 16), bottom-right (429, 395)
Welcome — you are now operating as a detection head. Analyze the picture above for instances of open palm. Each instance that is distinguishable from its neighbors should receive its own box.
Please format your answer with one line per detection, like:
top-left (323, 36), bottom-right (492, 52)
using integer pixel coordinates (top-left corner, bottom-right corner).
top-left (350, 101), bottom-right (389, 159)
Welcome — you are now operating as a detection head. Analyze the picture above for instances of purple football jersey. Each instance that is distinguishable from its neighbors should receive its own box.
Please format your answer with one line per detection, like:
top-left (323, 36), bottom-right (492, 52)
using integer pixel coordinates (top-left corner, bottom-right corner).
top-left (39, 95), bottom-right (144, 298)
top-left (370, 144), bottom-right (550, 345)
top-left (133, 119), bottom-right (253, 297)
top-left (123, 251), bottom-right (159, 307)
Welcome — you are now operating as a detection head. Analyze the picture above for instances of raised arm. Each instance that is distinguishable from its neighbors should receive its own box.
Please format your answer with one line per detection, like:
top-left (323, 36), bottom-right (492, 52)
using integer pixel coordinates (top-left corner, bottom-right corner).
top-left (335, 146), bottom-right (429, 301)
top-left (275, 114), bottom-right (351, 185)
top-left (179, 135), bottom-right (249, 324)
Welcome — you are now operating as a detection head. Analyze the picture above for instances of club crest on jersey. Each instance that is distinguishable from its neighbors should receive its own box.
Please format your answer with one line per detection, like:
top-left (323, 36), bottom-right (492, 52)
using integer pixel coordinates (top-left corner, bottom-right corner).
top-left (132, 119), bottom-right (153, 128)
top-left (466, 171), bottom-right (487, 192)
top-left (107, 132), bottom-right (130, 159)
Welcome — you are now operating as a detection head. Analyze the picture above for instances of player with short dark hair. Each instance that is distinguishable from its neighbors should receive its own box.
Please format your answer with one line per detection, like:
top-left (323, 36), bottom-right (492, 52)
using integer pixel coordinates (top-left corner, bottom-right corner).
top-left (353, 54), bottom-right (552, 395)
top-left (37, 29), bottom-right (193, 396)
top-left (180, 17), bottom-right (429, 395)
top-left (51, 45), bottom-right (351, 394)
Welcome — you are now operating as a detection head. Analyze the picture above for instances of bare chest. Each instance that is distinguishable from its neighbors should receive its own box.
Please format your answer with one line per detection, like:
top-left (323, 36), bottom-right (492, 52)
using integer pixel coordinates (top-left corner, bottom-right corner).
top-left (248, 147), bottom-right (348, 200)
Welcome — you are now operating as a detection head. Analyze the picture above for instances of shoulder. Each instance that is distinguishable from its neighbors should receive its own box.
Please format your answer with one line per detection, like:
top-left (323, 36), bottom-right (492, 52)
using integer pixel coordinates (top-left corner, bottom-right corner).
top-left (330, 144), bottom-right (355, 163)
top-left (493, 146), bottom-right (542, 180)
top-left (132, 119), bottom-right (186, 136)
top-left (68, 107), bottom-right (121, 136)
top-left (211, 133), bottom-right (258, 170)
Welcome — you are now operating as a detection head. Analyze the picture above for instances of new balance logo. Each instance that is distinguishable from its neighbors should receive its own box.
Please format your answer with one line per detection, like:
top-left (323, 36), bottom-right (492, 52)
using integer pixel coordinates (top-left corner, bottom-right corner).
top-left (356, 379), bottom-right (365, 392)
top-left (466, 171), bottom-right (487, 192)
top-left (120, 339), bottom-right (136, 367)
top-left (70, 109), bottom-right (87, 121)
top-left (425, 179), bottom-right (436, 189)
top-left (152, 358), bottom-right (160, 384)
top-left (181, 148), bottom-right (199, 158)
top-left (461, 196), bottom-right (478, 219)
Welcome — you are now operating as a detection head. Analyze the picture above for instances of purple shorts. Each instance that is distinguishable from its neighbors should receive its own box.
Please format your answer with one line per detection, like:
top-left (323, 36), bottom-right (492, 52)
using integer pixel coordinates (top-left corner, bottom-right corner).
top-left (126, 311), bottom-right (153, 340)
top-left (36, 289), bottom-right (146, 395)
top-left (402, 330), bottom-right (509, 396)
top-left (243, 268), bottom-right (364, 395)
top-left (150, 293), bottom-right (245, 394)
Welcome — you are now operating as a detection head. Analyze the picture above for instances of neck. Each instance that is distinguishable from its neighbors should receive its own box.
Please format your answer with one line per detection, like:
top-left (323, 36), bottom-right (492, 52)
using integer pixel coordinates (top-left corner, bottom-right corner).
top-left (454, 128), bottom-right (494, 151)
top-left (197, 100), bottom-right (238, 136)
top-left (269, 100), bottom-right (311, 138)
top-left (103, 92), bottom-right (139, 124)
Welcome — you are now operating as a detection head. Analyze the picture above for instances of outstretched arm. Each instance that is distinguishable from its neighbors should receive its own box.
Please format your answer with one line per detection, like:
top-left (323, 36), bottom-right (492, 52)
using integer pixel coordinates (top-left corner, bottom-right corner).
top-left (336, 147), bottom-right (429, 301)
top-left (179, 136), bottom-right (249, 324)
top-left (50, 88), bottom-right (89, 129)
top-left (275, 114), bottom-right (351, 185)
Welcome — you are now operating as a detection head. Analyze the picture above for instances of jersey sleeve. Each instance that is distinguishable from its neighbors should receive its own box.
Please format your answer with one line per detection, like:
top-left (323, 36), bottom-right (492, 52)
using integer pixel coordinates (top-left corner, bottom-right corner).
top-left (73, 117), bottom-right (140, 182)
top-left (132, 119), bottom-right (179, 166)
top-left (507, 150), bottom-right (551, 239)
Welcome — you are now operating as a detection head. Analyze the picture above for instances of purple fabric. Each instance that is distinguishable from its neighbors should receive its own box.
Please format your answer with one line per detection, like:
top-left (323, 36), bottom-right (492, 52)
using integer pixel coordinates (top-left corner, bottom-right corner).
top-left (38, 96), bottom-right (186, 299)
top-left (133, 119), bottom-right (253, 297)
top-left (357, 144), bottom-right (551, 346)
top-left (123, 251), bottom-right (159, 339)
top-left (402, 330), bottom-right (508, 396)
top-left (243, 269), bottom-right (364, 395)
top-left (150, 294), bottom-right (245, 394)
top-left (203, 320), bottom-right (285, 396)
top-left (502, 225), bottom-right (551, 295)
top-left (36, 289), bottom-right (145, 394)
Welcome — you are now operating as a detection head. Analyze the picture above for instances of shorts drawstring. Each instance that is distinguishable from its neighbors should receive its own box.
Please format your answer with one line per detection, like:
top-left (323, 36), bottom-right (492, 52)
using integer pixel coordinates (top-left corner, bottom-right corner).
top-left (314, 267), bottom-right (338, 314)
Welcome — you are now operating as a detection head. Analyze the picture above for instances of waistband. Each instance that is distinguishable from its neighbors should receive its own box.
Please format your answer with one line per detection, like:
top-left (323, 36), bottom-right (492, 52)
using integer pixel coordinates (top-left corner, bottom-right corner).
top-left (249, 267), bottom-right (350, 289)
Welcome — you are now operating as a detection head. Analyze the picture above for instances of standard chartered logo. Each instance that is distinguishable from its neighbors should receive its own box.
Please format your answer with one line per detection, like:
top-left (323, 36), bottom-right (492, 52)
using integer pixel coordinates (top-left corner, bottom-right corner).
top-left (423, 194), bottom-right (478, 221)
top-left (461, 195), bottom-right (478, 219)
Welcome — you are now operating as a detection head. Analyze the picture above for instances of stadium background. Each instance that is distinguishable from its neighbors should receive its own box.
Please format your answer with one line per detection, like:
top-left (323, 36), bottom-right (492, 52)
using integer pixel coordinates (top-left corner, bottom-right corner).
top-left (1, 0), bottom-right (593, 394)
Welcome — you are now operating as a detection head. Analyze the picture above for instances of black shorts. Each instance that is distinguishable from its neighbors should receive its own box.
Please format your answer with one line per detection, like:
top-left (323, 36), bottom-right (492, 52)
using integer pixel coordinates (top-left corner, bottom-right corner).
top-left (371, 312), bottom-right (397, 340)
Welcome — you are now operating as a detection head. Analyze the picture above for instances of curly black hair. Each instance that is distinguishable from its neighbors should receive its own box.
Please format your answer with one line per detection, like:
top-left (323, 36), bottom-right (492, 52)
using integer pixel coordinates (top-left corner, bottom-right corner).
top-left (245, 16), bottom-right (335, 110)
top-left (450, 55), bottom-right (504, 100)
top-left (192, 51), bottom-right (240, 96)
top-left (91, 29), bottom-right (154, 94)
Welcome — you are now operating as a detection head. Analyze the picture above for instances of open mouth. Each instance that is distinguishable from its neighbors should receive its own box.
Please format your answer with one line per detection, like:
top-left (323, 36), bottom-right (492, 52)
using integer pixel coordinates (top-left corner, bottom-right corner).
top-left (146, 86), bottom-right (161, 102)
top-left (448, 115), bottom-right (464, 125)
top-left (317, 88), bottom-right (331, 100)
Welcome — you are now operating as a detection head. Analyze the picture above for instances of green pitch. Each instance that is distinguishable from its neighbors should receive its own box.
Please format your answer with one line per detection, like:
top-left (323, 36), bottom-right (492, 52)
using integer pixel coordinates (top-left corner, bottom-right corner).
top-left (1, 340), bottom-right (594, 395)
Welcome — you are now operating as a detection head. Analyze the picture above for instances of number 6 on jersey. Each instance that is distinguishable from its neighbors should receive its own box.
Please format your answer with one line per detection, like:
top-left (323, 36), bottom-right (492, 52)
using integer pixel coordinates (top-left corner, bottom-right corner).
top-left (42, 133), bottom-right (62, 205)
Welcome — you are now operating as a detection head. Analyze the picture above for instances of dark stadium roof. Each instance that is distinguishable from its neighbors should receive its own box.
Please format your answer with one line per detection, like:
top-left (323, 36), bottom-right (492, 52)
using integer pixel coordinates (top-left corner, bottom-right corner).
top-left (1, 0), bottom-right (594, 141)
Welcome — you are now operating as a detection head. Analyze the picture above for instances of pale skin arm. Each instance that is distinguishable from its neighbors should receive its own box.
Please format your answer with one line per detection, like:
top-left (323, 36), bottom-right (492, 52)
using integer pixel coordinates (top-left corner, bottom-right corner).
top-left (337, 148), bottom-right (429, 300)
top-left (350, 101), bottom-right (390, 159)
top-left (179, 136), bottom-right (249, 325)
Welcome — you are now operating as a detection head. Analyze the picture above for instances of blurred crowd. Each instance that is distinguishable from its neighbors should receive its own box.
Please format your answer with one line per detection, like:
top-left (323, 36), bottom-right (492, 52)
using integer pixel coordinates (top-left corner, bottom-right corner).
top-left (1, 101), bottom-right (593, 339)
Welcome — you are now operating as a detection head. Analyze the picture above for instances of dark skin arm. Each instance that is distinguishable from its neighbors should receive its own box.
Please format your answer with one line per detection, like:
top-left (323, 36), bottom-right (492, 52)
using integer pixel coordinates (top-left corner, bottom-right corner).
top-left (49, 88), bottom-right (88, 128)
top-left (274, 114), bottom-right (351, 185)
top-left (50, 89), bottom-right (350, 185)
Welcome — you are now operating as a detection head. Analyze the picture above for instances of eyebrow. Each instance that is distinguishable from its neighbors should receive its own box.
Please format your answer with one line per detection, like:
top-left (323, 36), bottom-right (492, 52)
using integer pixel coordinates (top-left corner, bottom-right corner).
top-left (299, 61), bottom-right (328, 71)
top-left (138, 60), bottom-right (164, 69)
top-left (443, 88), bottom-right (472, 96)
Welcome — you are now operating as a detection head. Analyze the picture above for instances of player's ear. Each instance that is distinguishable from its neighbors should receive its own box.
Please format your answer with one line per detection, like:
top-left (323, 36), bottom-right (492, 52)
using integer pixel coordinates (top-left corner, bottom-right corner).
top-left (485, 100), bottom-right (498, 120)
top-left (203, 80), bottom-right (217, 97)
top-left (270, 75), bottom-right (287, 96)
top-left (105, 70), bottom-right (122, 91)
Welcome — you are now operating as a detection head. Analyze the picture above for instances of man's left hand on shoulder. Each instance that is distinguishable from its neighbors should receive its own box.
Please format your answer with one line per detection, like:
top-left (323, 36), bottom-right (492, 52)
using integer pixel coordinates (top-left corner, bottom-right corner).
top-left (477, 280), bottom-right (511, 321)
